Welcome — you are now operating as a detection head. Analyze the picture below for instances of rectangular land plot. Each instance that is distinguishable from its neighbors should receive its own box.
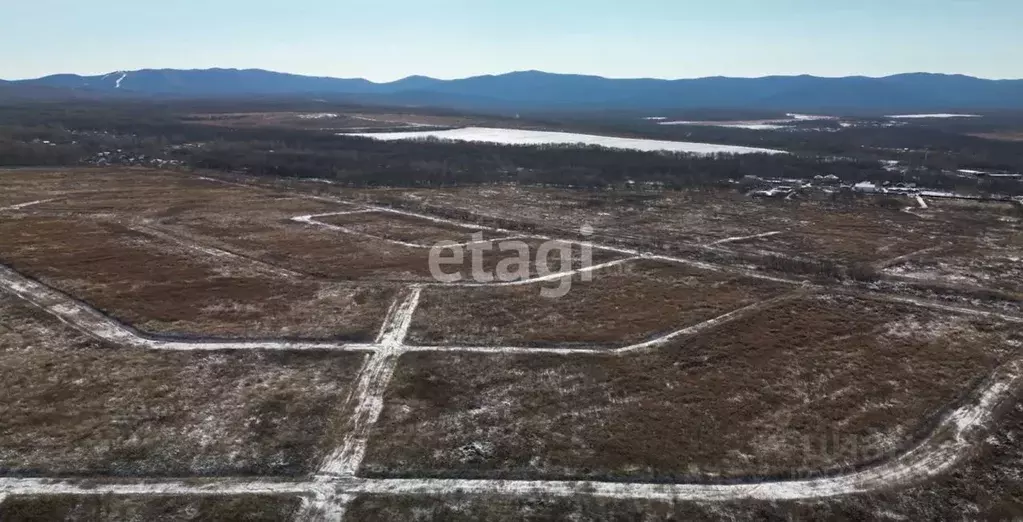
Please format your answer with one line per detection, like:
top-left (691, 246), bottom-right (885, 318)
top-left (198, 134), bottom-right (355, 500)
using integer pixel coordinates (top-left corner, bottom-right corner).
top-left (363, 294), bottom-right (1019, 481)
top-left (0, 168), bottom-right (356, 220)
top-left (315, 211), bottom-right (508, 246)
top-left (728, 208), bottom-right (942, 266)
top-left (165, 215), bottom-right (446, 281)
top-left (884, 208), bottom-right (1023, 296)
top-left (0, 296), bottom-right (365, 476)
top-left (0, 216), bottom-right (394, 340)
top-left (887, 243), bottom-right (1023, 296)
top-left (363, 185), bottom-right (768, 245)
top-left (168, 212), bottom-right (621, 282)
top-left (407, 260), bottom-right (791, 347)
top-left (347, 398), bottom-right (1023, 520)
top-left (0, 494), bottom-right (303, 522)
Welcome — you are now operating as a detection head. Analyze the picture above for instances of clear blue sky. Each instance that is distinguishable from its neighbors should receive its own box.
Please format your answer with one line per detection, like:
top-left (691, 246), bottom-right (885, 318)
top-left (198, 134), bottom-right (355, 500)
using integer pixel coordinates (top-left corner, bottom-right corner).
top-left (4, 0), bottom-right (1021, 81)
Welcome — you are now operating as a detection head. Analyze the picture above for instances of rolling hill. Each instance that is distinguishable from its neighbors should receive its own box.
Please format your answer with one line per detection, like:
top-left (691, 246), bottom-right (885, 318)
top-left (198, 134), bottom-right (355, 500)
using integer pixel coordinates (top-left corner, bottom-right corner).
top-left (7, 69), bottom-right (1023, 112)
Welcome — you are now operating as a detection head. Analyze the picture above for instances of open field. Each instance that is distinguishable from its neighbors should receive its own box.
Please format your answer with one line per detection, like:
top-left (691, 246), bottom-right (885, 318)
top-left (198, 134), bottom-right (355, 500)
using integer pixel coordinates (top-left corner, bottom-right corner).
top-left (0, 295), bottom-right (365, 476)
top-left (0, 494), bottom-right (302, 522)
top-left (887, 242), bottom-right (1023, 296)
top-left (0, 168), bottom-right (342, 218)
top-left (0, 216), bottom-right (393, 340)
top-left (315, 211), bottom-right (507, 246)
top-left (352, 185), bottom-right (955, 264)
top-left (349, 398), bottom-right (1023, 520)
top-left (364, 294), bottom-right (1019, 481)
top-left (408, 260), bottom-right (790, 347)
top-left (885, 199), bottom-right (1023, 297)
top-left (3, 167), bottom-right (1023, 518)
top-left (174, 211), bottom-right (619, 281)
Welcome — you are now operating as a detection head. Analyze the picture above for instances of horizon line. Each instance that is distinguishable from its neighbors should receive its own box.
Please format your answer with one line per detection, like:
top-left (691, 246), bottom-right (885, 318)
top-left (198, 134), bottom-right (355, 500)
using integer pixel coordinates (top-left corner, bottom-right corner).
top-left (5, 68), bottom-right (1023, 83)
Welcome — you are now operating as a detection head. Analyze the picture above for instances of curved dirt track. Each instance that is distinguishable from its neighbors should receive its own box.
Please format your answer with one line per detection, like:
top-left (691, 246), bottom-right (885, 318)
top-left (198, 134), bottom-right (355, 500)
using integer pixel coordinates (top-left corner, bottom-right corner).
top-left (0, 360), bottom-right (1019, 502)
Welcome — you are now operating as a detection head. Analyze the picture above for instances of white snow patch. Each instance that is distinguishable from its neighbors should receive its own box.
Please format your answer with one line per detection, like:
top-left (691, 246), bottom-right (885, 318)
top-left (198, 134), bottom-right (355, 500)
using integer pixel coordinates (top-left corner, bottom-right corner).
top-left (297, 113), bottom-right (340, 119)
top-left (0, 198), bottom-right (57, 211)
top-left (658, 121), bottom-right (788, 130)
top-left (786, 113), bottom-right (835, 121)
top-left (341, 127), bottom-right (785, 155)
top-left (887, 114), bottom-right (982, 119)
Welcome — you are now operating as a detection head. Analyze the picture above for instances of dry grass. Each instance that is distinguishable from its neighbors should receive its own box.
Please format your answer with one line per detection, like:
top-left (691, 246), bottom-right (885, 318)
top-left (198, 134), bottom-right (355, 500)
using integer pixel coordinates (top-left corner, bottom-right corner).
top-left (725, 207), bottom-right (942, 266)
top-left (888, 243), bottom-right (1023, 296)
top-left (971, 131), bottom-right (1023, 142)
top-left (885, 205), bottom-right (1023, 296)
top-left (351, 399), bottom-right (1023, 521)
top-left (170, 216), bottom-right (442, 281)
top-left (0, 296), bottom-right (365, 476)
top-left (408, 260), bottom-right (790, 347)
top-left (171, 212), bottom-right (619, 282)
top-left (363, 294), bottom-right (1019, 481)
top-left (0, 216), bottom-right (394, 340)
top-left (316, 211), bottom-right (504, 245)
top-left (0, 167), bottom-right (351, 219)
top-left (0, 494), bottom-right (302, 521)
top-left (355, 186), bottom-right (946, 263)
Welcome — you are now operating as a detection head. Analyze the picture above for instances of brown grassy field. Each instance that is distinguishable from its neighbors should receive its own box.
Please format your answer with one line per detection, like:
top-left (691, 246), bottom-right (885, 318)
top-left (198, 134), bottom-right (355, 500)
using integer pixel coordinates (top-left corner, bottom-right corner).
top-left (363, 294), bottom-right (1020, 481)
top-left (171, 212), bottom-right (619, 282)
top-left (887, 242), bottom-right (1023, 296)
top-left (163, 214), bottom-right (438, 281)
top-left (885, 201), bottom-right (1023, 296)
top-left (0, 167), bottom-right (356, 220)
top-left (0, 494), bottom-right (303, 522)
top-left (407, 260), bottom-right (791, 347)
top-left (722, 206), bottom-right (944, 266)
top-left (352, 185), bottom-right (949, 263)
top-left (351, 399), bottom-right (1023, 521)
top-left (316, 211), bottom-right (506, 245)
top-left (0, 295), bottom-right (365, 476)
top-left (5, 167), bottom-right (1023, 510)
top-left (0, 216), bottom-right (394, 340)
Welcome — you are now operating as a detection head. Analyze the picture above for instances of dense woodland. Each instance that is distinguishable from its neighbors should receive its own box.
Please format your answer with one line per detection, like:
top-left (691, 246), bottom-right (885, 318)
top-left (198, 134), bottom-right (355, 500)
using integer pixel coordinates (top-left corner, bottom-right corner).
top-left (1, 100), bottom-right (1021, 195)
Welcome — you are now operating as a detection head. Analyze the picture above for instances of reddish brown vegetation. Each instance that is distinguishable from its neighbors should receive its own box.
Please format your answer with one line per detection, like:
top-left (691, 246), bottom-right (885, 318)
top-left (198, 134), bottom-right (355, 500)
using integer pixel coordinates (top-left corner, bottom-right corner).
top-left (0, 217), bottom-right (392, 340)
top-left (408, 260), bottom-right (790, 346)
top-left (364, 295), bottom-right (1018, 481)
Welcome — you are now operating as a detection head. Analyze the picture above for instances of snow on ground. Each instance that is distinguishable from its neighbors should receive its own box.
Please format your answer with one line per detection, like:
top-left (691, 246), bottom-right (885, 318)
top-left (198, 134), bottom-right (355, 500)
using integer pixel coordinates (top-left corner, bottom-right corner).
top-left (341, 127), bottom-right (785, 155)
top-left (642, 116), bottom-right (667, 120)
top-left (659, 121), bottom-right (789, 130)
top-left (786, 113), bottom-right (836, 121)
top-left (298, 113), bottom-right (340, 119)
top-left (721, 123), bottom-right (788, 130)
top-left (887, 114), bottom-right (982, 119)
top-left (657, 113), bottom-right (835, 130)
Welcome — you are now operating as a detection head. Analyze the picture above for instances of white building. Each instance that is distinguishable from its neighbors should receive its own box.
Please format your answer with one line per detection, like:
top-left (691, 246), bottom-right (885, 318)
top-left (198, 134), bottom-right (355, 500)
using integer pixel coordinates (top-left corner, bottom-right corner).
top-left (853, 181), bottom-right (879, 193)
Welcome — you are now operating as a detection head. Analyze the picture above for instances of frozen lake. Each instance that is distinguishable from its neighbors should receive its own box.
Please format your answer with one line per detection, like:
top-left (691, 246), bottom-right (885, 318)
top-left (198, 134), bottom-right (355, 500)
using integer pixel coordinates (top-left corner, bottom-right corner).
top-left (341, 127), bottom-right (786, 155)
top-left (886, 114), bottom-right (982, 119)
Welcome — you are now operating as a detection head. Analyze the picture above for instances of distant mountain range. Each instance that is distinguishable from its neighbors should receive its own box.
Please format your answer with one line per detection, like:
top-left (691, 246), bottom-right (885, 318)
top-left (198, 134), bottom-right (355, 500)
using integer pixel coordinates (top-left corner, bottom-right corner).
top-left (6, 69), bottom-right (1023, 112)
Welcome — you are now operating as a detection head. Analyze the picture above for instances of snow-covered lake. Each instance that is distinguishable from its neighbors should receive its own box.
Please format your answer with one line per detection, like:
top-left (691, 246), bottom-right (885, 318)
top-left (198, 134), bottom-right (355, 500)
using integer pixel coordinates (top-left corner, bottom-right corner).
top-left (886, 114), bottom-right (982, 119)
top-left (659, 121), bottom-right (789, 130)
top-left (341, 127), bottom-right (785, 155)
top-left (655, 113), bottom-right (835, 131)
